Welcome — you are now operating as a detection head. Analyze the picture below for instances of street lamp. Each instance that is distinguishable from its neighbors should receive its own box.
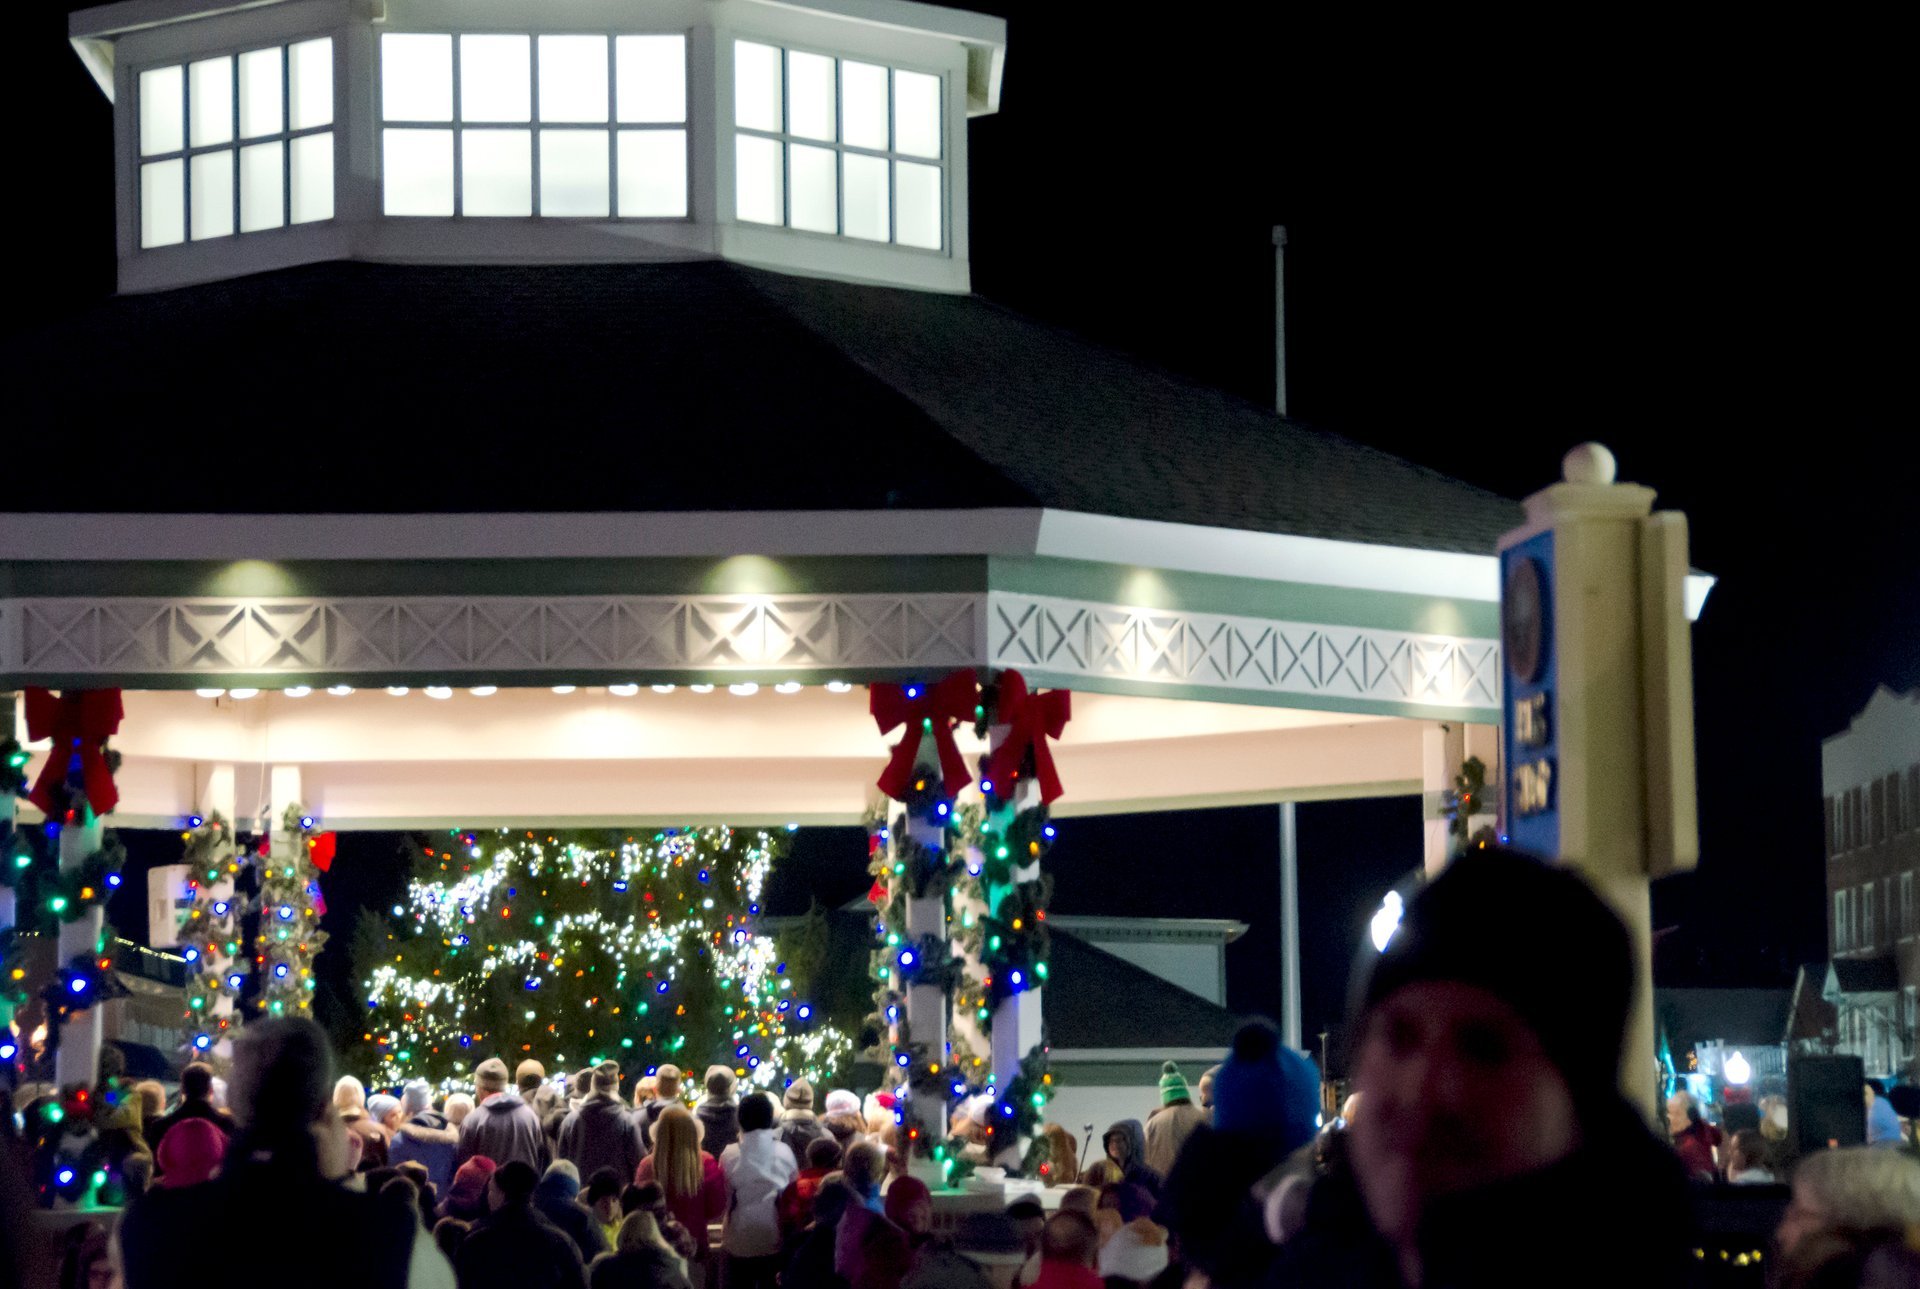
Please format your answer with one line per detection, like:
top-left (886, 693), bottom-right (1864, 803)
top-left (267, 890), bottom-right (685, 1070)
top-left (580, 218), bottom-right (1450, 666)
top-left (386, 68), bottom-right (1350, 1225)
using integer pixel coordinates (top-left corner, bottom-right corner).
top-left (1370, 891), bottom-right (1404, 953)
top-left (1724, 1050), bottom-right (1751, 1087)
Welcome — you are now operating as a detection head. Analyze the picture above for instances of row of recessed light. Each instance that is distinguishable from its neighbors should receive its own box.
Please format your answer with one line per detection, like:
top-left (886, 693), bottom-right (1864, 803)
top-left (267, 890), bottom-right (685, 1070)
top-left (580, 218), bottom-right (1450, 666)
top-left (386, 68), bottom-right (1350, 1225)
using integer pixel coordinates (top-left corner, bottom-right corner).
top-left (193, 680), bottom-right (856, 699)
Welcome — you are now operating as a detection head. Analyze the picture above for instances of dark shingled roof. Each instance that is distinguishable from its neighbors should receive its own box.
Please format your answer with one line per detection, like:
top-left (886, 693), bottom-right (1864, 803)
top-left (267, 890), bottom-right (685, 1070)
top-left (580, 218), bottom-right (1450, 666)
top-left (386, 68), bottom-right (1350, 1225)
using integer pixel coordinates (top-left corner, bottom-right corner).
top-left (4, 260), bottom-right (1520, 551)
top-left (1655, 987), bottom-right (1793, 1049)
top-left (1045, 929), bottom-right (1240, 1051)
top-left (1831, 956), bottom-right (1900, 993)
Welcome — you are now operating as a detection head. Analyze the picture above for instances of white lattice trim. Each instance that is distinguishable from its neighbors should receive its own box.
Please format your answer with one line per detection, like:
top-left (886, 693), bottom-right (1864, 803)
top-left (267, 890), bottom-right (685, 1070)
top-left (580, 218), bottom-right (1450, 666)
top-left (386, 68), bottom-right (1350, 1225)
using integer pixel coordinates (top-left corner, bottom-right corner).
top-left (0, 594), bottom-right (984, 675)
top-left (987, 592), bottom-right (1500, 711)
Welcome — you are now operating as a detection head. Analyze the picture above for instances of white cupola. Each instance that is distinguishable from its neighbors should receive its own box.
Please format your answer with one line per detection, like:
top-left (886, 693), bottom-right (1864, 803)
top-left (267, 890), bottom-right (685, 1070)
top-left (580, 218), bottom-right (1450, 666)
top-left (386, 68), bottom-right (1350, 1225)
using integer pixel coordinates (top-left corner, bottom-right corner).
top-left (68, 0), bottom-right (1006, 294)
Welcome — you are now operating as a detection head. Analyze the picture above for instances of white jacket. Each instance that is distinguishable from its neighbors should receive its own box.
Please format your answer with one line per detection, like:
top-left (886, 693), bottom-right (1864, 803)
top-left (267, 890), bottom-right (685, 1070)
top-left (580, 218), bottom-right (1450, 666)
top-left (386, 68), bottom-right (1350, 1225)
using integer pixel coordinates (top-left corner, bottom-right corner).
top-left (721, 1128), bottom-right (799, 1256)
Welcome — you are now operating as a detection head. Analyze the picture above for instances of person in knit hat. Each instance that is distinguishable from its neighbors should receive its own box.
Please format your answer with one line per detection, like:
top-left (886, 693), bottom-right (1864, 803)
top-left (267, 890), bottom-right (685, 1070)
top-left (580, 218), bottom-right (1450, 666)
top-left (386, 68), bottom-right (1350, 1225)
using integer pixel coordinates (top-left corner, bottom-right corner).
top-left (695, 1064), bottom-right (741, 1157)
top-left (1143, 1061), bottom-right (1206, 1177)
top-left (1210, 1022), bottom-right (1318, 1150)
top-left (152, 1118), bottom-right (227, 1189)
top-left (1269, 847), bottom-right (1696, 1287)
top-left (779, 1078), bottom-right (827, 1159)
top-left (440, 1155), bottom-right (499, 1221)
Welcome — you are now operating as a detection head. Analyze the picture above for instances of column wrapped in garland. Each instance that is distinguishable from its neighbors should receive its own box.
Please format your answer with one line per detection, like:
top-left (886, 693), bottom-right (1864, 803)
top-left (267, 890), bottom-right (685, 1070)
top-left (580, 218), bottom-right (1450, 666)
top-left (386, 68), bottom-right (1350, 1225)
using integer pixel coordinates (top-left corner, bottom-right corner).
top-left (1, 716), bottom-right (32, 1076)
top-left (869, 671), bottom-right (978, 1183)
top-left (179, 813), bottom-right (249, 1060)
top-left (262, 804), bottom-right (329, 1020)
top-left (959, 669), bottom-right (1069, 1176)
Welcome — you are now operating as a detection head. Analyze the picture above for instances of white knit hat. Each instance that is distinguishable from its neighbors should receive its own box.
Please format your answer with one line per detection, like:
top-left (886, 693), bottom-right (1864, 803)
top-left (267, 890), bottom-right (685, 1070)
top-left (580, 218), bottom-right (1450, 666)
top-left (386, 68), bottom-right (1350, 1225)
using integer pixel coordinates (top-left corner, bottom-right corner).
top-left (1096, 1219), bottom-right (1170, 1284)
top-left (824, 1089), bottom-right (861, 1117)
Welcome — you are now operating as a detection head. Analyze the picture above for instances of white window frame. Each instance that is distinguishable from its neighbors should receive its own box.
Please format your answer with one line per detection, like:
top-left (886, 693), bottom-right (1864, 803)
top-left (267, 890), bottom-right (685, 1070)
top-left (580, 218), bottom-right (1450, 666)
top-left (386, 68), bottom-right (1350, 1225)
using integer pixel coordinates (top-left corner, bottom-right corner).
top-left (1863, 882), bottom-right (1875, 949)
top-left (379, 32), bottom-right (691, 219)
top-left (729, 38), bottom-right (947, 252)
top-left (1837, 889), bottom-right (1849, 950)
top-left (135, 37), bottom-right (335, 249)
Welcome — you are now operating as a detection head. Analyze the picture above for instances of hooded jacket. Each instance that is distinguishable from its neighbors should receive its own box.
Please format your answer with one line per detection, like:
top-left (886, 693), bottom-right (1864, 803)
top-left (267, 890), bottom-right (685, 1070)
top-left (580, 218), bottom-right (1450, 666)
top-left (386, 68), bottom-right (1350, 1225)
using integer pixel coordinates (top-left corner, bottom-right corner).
top-left (390, 1109), bottom-right (460, 1196)
top-left (560, 1093), bottom-right (647, 1187)
top-left (720, 1128), bottom-right (799, 1257)
top-left (589, 1243), bottom-right (693, 1289)
top-left (459, 1090), bottom-right (551, 1172)
top-left (535, 1169), bottom-right (609, 1262)
top-left (1102, 1120), bottom-right (1161, 1195)
top-left (1267, 1100), bottom-right (1695, 1289)
top-left (695, 1098), bottom-right (740, 1158)
top-left (779, 1108), bottom-right (827, 1161)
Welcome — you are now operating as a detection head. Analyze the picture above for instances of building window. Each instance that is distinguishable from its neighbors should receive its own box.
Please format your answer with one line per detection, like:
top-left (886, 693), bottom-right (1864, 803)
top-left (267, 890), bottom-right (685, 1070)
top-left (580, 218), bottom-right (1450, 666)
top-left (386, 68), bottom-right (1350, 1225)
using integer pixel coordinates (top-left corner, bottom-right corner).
top-left (1904, 873), bottom-right (1915, 938)
top-left (137, 38), bottom-right (334, 248)
top-left (732, 40), bottom-right (945, 250)
top-left (1862, 882), bottom-right (1874, 950)
top-left (380, 33), bottom-right (688, 218)
top-left (1836, 890), bottom-right (1847, 950)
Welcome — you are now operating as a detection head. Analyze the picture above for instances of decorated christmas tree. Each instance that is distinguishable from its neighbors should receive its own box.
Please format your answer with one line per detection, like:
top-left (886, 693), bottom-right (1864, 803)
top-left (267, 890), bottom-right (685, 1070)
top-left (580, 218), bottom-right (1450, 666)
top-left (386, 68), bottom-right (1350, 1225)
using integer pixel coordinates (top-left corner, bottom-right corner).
top-left (358, 826), bottom-right (851, 1091)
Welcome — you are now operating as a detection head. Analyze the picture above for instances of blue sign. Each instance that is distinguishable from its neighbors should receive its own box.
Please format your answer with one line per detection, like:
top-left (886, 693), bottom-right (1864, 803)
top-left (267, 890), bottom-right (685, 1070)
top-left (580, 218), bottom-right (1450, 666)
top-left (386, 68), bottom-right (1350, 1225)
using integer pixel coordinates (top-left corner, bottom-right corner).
top-left (1501, 529), bottom-right (1558, 858)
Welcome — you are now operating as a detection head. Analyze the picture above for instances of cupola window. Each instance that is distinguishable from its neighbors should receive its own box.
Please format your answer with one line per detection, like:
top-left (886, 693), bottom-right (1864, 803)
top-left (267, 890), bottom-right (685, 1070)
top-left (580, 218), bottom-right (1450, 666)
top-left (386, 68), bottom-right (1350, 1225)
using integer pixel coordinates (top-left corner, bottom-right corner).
top-left (733, 40), bottom-right (944, 250)
top-left (137, 37), bottom-right (334, 248)
top-left (380, 32), bottom-right (688, 219)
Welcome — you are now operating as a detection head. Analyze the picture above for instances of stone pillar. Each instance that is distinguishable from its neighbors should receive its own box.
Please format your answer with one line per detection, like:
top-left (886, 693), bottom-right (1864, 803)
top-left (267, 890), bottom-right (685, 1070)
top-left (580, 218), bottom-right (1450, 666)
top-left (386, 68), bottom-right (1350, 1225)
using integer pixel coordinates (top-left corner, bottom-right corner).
top-left (53, 804), bottom-right (106, 1090)
top-left (1498, 442), bottom-right (1698, 1121)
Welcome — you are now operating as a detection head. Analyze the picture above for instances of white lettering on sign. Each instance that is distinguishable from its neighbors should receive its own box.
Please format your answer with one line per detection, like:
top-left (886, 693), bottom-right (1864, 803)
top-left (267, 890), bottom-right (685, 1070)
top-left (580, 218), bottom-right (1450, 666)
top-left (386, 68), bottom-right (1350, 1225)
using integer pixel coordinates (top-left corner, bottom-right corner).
top-left (1512, 760), bottom-right (1554, 815)
top-left (1514, 692), bottom-right (1551, 748)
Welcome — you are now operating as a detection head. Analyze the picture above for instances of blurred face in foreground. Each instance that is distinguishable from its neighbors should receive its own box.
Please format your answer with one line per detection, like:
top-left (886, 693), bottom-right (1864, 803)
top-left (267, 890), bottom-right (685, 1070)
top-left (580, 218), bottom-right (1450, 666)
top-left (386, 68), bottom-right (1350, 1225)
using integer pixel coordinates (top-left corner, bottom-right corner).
top-left (1349, 981), bottom-right (1580, 1256)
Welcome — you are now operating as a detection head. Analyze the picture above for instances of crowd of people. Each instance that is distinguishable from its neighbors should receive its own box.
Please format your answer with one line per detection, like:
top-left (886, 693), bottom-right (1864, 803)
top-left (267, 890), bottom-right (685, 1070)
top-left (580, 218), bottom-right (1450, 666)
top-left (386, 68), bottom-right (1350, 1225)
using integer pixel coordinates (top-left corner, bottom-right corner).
top-left (18, 848), bottom-right (1920, 1288)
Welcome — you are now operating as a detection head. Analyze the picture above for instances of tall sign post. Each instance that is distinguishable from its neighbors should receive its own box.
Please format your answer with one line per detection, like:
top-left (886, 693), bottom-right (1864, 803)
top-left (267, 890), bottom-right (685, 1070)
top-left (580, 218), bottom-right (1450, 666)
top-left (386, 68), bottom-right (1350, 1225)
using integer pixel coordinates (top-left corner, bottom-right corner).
top-left (1498, 443), bottom-right (1699, 1120)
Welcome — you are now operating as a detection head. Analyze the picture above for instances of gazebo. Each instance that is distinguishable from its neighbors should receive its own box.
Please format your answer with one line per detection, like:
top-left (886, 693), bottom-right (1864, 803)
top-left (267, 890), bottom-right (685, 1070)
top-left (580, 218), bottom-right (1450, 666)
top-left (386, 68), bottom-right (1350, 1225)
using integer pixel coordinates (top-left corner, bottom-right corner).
top-left (2, 0), bottom-right (1709, 1185)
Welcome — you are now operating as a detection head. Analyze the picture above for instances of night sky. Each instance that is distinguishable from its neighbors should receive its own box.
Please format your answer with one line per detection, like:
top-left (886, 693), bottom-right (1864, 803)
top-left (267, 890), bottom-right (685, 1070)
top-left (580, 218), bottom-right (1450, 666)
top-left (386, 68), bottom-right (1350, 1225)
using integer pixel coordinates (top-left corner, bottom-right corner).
top-left (13, 6), bottom-right (1907, 1050)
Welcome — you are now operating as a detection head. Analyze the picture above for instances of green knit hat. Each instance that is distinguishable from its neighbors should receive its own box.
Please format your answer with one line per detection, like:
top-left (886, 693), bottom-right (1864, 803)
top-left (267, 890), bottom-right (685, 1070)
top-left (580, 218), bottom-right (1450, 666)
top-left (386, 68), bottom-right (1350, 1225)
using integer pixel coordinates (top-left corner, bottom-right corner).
top-left (1158, 1061), bottom-right (1191, 1106)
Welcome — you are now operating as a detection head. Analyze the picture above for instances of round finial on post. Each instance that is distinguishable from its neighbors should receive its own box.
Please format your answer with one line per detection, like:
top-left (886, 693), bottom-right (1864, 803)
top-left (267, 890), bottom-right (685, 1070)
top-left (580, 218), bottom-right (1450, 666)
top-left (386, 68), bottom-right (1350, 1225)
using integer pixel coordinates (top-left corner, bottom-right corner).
top-left (1562, 442), bottom-right (1617, 486)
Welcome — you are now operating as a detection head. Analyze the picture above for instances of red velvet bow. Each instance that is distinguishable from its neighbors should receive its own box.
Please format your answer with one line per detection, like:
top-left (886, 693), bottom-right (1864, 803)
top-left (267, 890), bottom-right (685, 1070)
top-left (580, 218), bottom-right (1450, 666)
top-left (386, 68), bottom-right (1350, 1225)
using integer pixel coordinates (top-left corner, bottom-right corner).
top-left (23, 687), bottom-right (124, 817)
top-left (871, 670), bottom-right (978, 801)
top-left (308, 832), bottom-right (338, 873)
top-left (982, 670), bottom-right (1072, 804)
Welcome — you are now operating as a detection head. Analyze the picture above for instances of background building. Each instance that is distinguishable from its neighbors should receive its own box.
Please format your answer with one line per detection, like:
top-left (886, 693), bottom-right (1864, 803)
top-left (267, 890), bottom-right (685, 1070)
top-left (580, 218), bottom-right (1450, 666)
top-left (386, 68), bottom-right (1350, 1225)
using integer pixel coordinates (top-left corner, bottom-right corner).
top-left (1815, 687), bottom-right (1920, 1078)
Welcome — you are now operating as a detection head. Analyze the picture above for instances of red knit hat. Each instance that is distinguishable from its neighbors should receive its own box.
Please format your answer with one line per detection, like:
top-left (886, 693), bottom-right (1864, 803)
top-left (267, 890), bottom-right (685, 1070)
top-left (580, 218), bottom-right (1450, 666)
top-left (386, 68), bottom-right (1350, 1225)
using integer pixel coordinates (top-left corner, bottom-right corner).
top-left (154, 1119), bottom-right (227, 1188)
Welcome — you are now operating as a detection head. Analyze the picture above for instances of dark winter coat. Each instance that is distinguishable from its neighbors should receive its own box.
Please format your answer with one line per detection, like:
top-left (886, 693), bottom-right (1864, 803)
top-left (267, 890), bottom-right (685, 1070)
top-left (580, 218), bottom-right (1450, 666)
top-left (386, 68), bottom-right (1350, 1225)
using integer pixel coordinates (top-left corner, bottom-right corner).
top-left (121, 1160), bottom-right (417, 1289)
top-left (696, 1098), bottom-right (740, 1157)
top-left (456, 1201), bottom-right (589, 1289)
top-left (1266, 1101), bottom-right (1696, 1288)
top-left (784, 1220), bottom-right (853, 1289)
top-left (389, 1109), bottom-right (460, 1196)
top-left (536, 1171), bottom-right (611, 1261)
top-left (459, 1089), bottom-right (552, 1172)
top-left (147, 1098), bottom-right (235, 1159)
top-left (590, 1244), bottom-right (693, 1289)
top-left (779, 1109), bottom-right (828, 1162)
top-left (561, 1092), bottom-right (647, 1185)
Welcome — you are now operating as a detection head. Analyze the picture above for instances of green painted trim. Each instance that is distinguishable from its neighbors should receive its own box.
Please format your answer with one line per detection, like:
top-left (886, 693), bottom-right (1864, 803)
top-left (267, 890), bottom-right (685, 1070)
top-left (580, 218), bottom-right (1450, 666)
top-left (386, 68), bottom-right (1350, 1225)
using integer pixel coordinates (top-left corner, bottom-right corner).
top-left (1050, 780), bottom-right (1423, 818)
top-left (0, 555), bottom-right (990, 598)
top-left (1041, 1060), bottom-right (1172, 1084)
top-left (1014, 669), bottom-right (1500, 725)
top-left (988, 556), bottom-right (1499, 638)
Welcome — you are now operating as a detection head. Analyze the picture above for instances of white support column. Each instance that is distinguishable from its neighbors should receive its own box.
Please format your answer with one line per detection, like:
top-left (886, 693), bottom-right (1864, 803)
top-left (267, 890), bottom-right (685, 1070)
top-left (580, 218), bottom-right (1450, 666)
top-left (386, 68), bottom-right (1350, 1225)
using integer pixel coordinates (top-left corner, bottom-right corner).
top-left (1278, 801), bottom-right (1301, 1052)
top-left (982, 715), bottom-right (1044, 1171)
top-left (886, 748), bottom-right (949, 1185)
top-left (1422, 722), bottom-right (1466, 877)
top-left (54, 804), bottom-right (106, 1090)
top-left (0, 693), bottom-right (16, 948)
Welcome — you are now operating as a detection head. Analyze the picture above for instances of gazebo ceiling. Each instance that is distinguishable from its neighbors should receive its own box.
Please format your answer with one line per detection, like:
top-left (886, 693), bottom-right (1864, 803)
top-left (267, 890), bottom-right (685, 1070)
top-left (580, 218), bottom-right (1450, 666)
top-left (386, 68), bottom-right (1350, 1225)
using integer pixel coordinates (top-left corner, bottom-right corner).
top-left (28, 685), bottom-right (1425, 828)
